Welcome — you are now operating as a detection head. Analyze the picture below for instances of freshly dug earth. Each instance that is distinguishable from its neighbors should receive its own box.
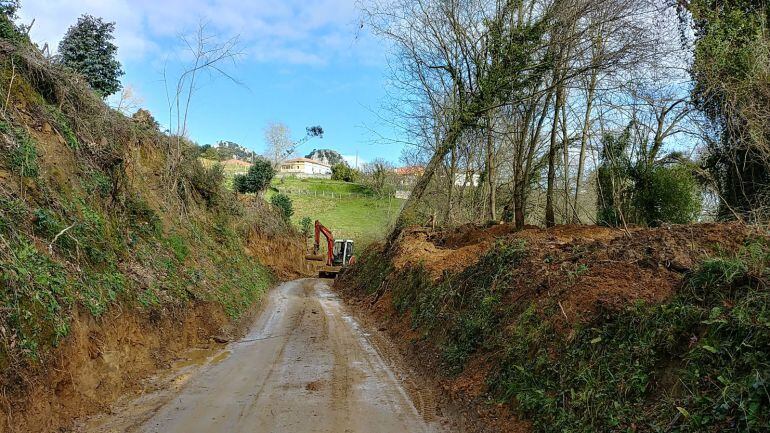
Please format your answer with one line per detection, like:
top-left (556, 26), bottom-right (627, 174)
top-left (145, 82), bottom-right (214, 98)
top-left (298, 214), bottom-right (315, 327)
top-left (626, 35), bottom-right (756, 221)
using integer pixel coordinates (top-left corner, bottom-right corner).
top-left (0, 303), bottom-right (231, 433)
top-left (246, 226), bottom-right (312, 279)
top-left (392, 223), bottom-right (750, 322)
top-left (338, 222), bottom-right (767, 432)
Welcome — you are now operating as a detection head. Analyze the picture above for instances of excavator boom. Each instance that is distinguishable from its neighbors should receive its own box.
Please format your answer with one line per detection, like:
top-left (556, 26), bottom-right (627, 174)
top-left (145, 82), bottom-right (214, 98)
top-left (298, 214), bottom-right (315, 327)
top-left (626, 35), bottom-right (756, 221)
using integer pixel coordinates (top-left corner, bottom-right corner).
top-left (313, 220), bottom-right (335, 266)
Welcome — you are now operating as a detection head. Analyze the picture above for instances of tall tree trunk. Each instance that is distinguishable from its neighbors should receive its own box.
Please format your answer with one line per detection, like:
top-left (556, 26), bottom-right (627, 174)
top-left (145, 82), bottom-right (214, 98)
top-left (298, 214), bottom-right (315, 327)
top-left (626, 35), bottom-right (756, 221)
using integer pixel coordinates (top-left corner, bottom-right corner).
top-left (486, 115), bottom-right (497, 221)
top-left (392, 118), bottom-right (463, 240)
top-left (573, 68), bottom-right (597, 223)
top-left (445, 145), bottom-right (457, 224)
top-left (561, 97), bottom-right (570, 220)
top-left (546, 79), bottom-right (565, 228)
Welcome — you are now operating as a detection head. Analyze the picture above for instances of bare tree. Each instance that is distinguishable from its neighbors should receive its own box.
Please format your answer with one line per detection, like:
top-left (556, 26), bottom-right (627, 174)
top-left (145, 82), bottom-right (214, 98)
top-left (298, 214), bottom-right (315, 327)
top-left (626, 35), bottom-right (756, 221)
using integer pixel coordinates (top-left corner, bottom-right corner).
top-left (110, 84), bottom-right (143, 115)
top-left (367, 0), bottom-right (698, 234)
top-left (264, 121), bottom-right (294, 166)
top-left (163, 21), bottom-right (242, 191)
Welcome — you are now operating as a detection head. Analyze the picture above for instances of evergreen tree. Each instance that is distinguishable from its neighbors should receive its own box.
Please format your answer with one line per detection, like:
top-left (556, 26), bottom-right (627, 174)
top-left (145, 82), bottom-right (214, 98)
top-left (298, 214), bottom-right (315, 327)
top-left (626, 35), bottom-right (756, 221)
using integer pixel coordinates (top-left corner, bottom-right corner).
top-left (0, 0), bottom-right (24, 41)
top-left (687, 0), bottom-right (770, 219)
top-left (233, 158), bottom-right (275, 194)
top-left (58, 15), bottom-right (124, 97)
top-left (0, 0), bottom-right (19, 18)
top-left (331, 162), bottom-right (358, 182)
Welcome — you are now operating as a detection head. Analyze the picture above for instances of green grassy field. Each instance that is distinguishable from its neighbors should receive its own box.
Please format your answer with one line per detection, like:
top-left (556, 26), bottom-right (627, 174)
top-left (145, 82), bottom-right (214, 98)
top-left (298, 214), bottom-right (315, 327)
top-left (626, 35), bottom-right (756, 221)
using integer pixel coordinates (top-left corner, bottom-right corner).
top-left (269, 178), bottom-right (403, 247)
top-left (197, 159), bottom-right (404, 246)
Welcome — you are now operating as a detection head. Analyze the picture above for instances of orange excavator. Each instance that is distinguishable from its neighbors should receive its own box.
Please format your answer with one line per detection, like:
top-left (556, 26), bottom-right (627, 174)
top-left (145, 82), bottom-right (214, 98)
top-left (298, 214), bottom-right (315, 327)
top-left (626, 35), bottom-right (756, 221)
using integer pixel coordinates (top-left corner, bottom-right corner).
top-left (305, 220), bottom-right (355, 278)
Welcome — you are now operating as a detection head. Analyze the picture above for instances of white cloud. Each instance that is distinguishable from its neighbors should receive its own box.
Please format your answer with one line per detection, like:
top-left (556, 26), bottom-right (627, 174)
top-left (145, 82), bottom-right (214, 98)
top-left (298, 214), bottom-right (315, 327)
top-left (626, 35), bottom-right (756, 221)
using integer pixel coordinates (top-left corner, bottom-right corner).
top-left (17, 0), bottom-right (376, 66)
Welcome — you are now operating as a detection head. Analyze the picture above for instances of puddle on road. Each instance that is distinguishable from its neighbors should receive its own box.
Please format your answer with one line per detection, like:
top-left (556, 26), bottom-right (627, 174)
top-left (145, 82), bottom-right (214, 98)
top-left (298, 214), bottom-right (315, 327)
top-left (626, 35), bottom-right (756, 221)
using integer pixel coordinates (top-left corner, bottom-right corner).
top-left (173, 347), bottom-right (231, 369)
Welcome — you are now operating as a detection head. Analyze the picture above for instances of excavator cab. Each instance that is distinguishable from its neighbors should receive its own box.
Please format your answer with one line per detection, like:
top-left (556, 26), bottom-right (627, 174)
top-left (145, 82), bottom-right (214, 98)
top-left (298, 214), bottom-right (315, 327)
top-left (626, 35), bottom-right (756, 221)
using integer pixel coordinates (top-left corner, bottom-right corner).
top-left (332, 240), bottom-right (354, 266)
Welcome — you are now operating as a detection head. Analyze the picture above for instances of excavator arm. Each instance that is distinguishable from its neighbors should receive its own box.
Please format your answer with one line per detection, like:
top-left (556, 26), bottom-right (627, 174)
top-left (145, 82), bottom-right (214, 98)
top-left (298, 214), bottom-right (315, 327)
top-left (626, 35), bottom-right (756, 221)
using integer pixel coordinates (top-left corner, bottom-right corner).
top-left (312, 220), bottom-right (335, 266)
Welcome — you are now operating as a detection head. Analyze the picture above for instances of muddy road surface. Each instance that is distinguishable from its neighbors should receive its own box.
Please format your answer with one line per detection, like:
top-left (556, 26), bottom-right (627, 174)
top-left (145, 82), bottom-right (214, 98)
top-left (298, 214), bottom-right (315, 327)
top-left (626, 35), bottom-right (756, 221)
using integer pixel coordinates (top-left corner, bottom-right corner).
top-left (82, 279), bottom-right (445, 433)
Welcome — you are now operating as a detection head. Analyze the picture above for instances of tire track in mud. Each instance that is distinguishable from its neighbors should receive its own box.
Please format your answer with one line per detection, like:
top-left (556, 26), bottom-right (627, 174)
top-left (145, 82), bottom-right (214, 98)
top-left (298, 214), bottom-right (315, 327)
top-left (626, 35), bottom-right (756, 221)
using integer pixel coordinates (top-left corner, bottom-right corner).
top-left (79, 279), bottom-right (446, 433)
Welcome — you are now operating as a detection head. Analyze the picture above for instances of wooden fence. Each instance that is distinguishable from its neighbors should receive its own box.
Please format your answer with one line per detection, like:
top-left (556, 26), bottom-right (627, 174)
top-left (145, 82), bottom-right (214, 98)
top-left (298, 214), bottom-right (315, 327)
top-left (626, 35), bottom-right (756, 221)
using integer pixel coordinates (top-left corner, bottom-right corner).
top-left (278, 188), bottom-right (372, 200)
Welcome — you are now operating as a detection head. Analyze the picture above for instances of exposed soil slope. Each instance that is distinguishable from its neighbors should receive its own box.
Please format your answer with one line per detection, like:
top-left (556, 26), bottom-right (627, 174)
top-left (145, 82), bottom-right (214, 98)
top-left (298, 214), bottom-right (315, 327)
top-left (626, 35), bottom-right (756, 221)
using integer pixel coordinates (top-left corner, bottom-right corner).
top-left (392, 223), bottom-right (749, 322)
top-left (338, 222), bottom-right (769, 432)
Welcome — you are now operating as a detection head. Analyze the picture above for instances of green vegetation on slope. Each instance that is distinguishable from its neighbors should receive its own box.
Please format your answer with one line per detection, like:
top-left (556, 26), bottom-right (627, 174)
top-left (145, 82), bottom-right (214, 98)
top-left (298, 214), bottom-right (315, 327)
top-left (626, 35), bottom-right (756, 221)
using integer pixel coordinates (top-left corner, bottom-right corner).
top-left (340, 230), bottom-right (770, 432)
top-left (197, 160), bottom-right (403, 245)
top-left (0, 35), bottom-right (284, 372)
top-left (269, 177), bottom-right (403, 246)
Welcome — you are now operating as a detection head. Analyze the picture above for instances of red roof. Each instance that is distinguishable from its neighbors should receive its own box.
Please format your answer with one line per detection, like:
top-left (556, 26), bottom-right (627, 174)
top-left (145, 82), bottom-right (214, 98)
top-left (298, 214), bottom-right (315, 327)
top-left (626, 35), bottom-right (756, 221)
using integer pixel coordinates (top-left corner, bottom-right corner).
top-left (394, 165), bottom-right (424, 176)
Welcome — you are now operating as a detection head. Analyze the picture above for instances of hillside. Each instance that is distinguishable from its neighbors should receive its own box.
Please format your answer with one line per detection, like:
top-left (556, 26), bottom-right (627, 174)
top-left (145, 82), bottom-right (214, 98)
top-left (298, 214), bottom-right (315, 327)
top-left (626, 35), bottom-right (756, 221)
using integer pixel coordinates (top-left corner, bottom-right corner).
top-left (337, 223), bottom-right (770, 432)
top-left (270, 177), bottom-right (404, 247)
top-left (0, 36), bottom-right (307, 432)
top-left (195, 162), bottom-right (404, 245)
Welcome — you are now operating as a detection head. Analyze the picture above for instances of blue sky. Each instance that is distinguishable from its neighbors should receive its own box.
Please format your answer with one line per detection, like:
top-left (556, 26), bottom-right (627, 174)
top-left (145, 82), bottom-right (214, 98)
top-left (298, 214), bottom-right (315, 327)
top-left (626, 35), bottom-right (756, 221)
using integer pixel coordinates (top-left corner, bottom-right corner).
top-left (18, 0), bottom-right (402, 166)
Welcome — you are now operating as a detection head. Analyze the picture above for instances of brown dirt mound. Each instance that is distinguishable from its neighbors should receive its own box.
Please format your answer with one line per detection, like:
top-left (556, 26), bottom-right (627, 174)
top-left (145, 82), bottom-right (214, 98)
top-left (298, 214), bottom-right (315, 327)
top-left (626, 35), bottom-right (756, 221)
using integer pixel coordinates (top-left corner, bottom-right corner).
top-left (394, 224), bottom-right (628, 281)
top-left (393, 229), bottom-right (494, 279)
top-left (246, 228), bottom-right (313, 279)
top-left (511, 223), bottom-right (752, 323)
top-left (392, 222), bottom-right (757, 322)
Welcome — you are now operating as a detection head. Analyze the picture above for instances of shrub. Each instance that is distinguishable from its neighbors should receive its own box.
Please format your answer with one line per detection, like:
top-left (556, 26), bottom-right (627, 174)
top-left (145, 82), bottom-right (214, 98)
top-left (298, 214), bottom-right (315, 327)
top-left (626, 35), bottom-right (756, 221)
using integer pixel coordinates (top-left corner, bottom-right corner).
top-left (331, 162), bottom-right (359, 182)
top-left (190, 162), bottom-right (225, 207)
top-left (271, 193), bottom-right (293, 220)
top-left (232, 174), bottom-right (247, 193)
top-left (632, 164), bottom-right (702, 226)
top-left (299, 216), bottom-right (313, 240)
top-left (233, 158), bottom-right (274, 194)
top-left (597, 130), bottom-right (701, 227)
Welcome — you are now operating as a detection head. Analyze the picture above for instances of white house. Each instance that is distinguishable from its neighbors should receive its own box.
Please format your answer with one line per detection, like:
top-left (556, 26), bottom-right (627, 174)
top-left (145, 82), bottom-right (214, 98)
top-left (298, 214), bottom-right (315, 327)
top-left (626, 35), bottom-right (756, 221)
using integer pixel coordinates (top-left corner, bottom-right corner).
top-left (454, 172), bottom-right (481, 187)
top-left (278, 157), bottom-right (332, 177)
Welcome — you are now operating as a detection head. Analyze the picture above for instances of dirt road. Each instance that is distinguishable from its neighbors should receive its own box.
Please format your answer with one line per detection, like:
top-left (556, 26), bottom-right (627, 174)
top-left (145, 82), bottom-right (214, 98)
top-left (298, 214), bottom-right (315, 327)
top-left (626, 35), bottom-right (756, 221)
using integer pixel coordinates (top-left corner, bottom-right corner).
top-left (82, 279), bottom-right (445, 433)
